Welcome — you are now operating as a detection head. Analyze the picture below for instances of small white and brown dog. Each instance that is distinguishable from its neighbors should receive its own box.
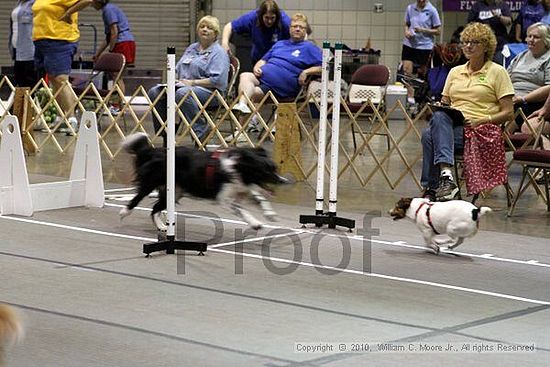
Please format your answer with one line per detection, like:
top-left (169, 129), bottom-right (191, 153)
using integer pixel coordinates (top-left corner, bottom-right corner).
top-left (389, 197), bottom-right (492, 254)
top-left (0, 304), bottom-right (23, 366)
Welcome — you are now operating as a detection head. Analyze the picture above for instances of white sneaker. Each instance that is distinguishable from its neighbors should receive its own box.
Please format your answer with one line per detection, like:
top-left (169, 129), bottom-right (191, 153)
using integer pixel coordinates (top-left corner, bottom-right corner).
top-left (58, 117), bottom-right (78, 135)
top-left (109, 105), bottom-right (120, 116)
top-left (67, 117), bottom-right (79, 136)
top-left (233, 101), bottom-right (252, 114)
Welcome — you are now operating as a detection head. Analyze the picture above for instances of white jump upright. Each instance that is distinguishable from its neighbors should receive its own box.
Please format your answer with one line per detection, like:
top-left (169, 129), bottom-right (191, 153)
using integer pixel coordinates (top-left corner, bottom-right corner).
top-left (0, 116), bottom-right (33, 216)
top-left (142, 47), bottom-right (207, 256)
top-left (299, 42), bottom-right (355, 231)
top-left (0, 111), bottom-right (104, 216)
top-left (314, 41), bottom-right (331, 216)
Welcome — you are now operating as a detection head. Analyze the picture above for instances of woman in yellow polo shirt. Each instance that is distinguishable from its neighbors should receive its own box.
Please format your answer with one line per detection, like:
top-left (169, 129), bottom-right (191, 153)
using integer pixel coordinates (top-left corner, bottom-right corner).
top-left (421, 22), bottom-right (514, 201)
top-left (32, 0), bottom-right (80, 133)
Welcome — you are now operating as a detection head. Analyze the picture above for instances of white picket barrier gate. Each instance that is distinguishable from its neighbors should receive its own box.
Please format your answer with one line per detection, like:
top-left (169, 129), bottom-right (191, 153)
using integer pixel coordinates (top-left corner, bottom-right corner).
top-left (0, 111), bottom-right (104, 216)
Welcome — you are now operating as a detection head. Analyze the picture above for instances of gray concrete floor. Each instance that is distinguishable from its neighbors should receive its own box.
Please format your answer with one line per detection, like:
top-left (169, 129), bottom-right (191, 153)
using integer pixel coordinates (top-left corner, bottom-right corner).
top-left (1, 113), bottom-right (550, 366)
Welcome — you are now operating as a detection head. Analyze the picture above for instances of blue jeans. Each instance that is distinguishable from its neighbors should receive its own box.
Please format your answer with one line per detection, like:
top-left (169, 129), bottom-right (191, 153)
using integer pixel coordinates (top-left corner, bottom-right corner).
top-left (421, 111), bottom-right (464, 189)
top-left (147, 84), bottom-right (217, 143)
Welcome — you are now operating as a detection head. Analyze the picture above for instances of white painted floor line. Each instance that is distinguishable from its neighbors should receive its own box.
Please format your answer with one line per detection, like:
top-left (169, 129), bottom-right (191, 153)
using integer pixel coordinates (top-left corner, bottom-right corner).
top-left (103, 202), bottom-right (550, 269)
top-left (209, 231), bottom-right (307, 249)
top-left (211, 247), bottom-right (550, 306)
top-left (1, 215), bottom-right (549, 306)
top-left (0, 215), bottom-right (154, 242)
top-left (104, 187), bottom-right (136, 193)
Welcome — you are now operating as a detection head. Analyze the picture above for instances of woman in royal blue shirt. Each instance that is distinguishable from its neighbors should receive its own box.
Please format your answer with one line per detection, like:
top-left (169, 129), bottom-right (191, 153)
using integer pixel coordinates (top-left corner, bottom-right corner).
top-left (232, 13), bottom-right (321, 114)
top-left (221, 0), bottom-right (290, 65)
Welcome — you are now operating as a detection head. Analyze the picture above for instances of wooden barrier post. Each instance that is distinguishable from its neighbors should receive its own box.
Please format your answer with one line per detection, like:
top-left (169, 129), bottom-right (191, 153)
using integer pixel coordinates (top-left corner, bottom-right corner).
top-left (12, 87), bottom-right (36, 155)
top-left (273, 102), bottom-right (304, 180)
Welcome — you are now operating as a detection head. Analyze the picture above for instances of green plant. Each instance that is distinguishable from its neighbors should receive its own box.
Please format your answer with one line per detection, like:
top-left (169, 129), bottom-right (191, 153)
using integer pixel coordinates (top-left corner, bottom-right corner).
top-left (35, 87), bottom-right (58, 124)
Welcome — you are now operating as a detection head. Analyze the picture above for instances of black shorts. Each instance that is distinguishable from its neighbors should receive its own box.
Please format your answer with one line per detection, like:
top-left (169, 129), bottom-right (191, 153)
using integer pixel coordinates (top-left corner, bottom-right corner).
top-left (401, 44), bottom-right (432, 66)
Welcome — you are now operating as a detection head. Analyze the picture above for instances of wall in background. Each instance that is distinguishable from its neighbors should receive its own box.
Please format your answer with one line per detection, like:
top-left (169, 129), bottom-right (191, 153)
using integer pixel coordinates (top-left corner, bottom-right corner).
top-left (211, 0), bottom-right (475, 81)
top-left (0, 0), bottom-right (476, 79)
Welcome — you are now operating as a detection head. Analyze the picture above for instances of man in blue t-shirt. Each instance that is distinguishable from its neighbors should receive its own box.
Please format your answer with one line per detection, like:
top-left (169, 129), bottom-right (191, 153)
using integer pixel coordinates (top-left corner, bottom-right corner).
top-left (232, 13), bottom-right (321, 114)
top-left (221, 0), bottom-right (290, 65)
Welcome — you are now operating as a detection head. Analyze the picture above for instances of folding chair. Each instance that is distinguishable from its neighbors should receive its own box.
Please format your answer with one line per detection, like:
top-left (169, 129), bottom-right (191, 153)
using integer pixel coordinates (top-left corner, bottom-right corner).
top-left (72, 52), bottom-right (126, 130)
top-left (306, 79), bottom-right (335, 120)
top-left (201, 53), bottom-right (240, 139)
top-left (508, 122), bottom-right (550, 216)
top-left (344, 64), bottom-right (390, 151)
top-left (202, 54), bottom-right (247, 145)
top-left (224, 54), bottom-right (241, 134)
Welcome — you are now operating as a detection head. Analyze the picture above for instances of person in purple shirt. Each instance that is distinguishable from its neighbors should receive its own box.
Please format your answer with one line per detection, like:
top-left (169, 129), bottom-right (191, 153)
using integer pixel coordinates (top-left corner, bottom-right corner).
top-left (232, 13), bottom-right (321, 114)
top-left (468, 0), bottom-right (512, 63)
top-left (401, 0), bottom-right (441, 105)
top-left (63, 0), bottom-right (135, 95)
top-left (515, 0), bottom-right (545, 42)
top-left (221, 0), bottom-right (290, 65)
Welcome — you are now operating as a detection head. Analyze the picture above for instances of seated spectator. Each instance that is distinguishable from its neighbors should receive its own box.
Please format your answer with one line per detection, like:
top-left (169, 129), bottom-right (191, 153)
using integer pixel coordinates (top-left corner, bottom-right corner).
top-left (421, 22), bottom-right (514, 201)
top-left (508, 22), bottom-right (550, 131)
top-left (514, 0), bottom-right (545, 43)
top-left (232, 13), bottom-right (322, 115)
top-left (521, 85), bottom-right (550, 150)
top-left (221, 0), bottom-right (290, 68)
top-left (147, 15), bottom-right (229, 146)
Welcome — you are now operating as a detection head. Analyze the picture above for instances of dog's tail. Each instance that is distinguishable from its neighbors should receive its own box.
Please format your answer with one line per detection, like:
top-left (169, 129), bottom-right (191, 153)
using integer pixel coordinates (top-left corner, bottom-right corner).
top-left (472, 206), bottom-right (492, 221)
top-left (122, 133), bottom-right (153, 155)
top-left (0, 304), bottom-right (23, 346)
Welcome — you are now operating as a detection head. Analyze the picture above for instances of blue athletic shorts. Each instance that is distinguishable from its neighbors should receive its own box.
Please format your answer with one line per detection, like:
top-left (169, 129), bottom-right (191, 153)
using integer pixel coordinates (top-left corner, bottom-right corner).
top-left (34, 39), bottom-right (78, 77)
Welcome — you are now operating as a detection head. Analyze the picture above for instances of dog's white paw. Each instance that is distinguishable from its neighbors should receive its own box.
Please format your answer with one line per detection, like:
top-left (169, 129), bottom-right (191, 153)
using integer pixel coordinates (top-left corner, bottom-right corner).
top-left (119, 207), bottom-right (132, 220)
top-left (153, 212), bottom-right (168, 232)
top-left (428, 243), bottom-right (440, 255)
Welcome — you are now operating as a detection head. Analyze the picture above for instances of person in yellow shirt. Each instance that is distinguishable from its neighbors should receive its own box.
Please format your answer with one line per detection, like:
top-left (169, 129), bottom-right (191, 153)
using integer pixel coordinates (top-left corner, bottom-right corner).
top-left (421, 22), bottom-right (514, 201)
top-left (32, 0), bottom-right (80, 134)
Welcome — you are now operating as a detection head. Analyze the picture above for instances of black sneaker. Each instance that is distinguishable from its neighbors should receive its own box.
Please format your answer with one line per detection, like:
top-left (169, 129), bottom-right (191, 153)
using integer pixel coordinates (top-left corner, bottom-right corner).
top-left (422, 188), bottom-right (437, 202)
top-left (436, 176), bottom-right (459, 201)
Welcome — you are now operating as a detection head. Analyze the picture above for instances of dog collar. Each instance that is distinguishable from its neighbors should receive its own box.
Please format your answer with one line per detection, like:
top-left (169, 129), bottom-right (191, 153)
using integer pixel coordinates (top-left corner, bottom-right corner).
top-left (415, 202), bottom-right (440, 235)
top-left (205, 150), bottom-right (224, 189)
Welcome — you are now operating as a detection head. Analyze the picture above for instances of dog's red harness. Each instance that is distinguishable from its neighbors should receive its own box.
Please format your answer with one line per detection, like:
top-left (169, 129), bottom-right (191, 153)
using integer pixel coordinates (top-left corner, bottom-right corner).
top-left (415, 202), bottom-right (440, 235)
top-left (205, 150), bottom-right (224, 189)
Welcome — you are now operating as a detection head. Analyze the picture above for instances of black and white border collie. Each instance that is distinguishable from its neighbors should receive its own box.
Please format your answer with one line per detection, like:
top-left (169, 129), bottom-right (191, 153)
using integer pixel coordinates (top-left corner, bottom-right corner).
top-left (120, 133), bottom-right (286, 230)
top-left (389, 197), bottom-right (492, 254)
